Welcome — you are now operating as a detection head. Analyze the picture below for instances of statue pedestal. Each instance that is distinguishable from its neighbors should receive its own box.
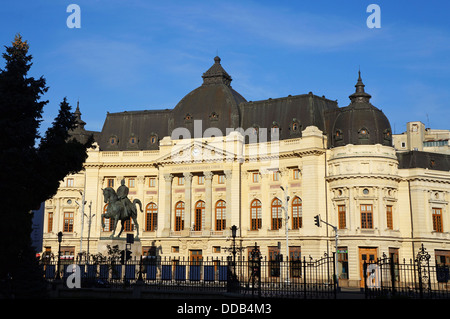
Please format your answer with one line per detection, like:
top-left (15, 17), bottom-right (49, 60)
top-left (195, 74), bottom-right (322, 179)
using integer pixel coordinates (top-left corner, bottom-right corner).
top-left (98, 237), bottom-right (142, 259)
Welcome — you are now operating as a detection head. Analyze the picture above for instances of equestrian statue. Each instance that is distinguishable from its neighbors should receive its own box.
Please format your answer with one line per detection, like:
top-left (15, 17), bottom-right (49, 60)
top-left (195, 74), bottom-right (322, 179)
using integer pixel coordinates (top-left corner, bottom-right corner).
top-left (101, 179), bottom-right (143, 238)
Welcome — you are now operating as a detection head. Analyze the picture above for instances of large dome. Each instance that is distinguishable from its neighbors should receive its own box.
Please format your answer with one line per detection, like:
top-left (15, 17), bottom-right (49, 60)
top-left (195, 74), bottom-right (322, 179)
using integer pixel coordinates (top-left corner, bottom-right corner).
top-left (331, 72), bottom-right (392, 147)
top-left (170, 56), bottom-right (246, 138)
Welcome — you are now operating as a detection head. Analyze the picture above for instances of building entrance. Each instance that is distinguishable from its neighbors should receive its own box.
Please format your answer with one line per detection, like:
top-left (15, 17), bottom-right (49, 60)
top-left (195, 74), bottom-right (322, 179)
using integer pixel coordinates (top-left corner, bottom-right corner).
top-left (359, 247), bottom-right (377, 287)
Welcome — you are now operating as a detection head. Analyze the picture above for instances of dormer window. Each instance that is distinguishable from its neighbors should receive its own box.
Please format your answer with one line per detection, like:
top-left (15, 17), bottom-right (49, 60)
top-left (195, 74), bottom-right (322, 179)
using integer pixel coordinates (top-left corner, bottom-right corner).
top-left (290, 119), bottom-right (301, 134)
top-left (358, 127), bottom-right (369, 139)
top-left (271, 122), bottom-right (280, 134)
top-left (109, 136), bottom-right (118, 145)
top-left (150, 134), bottom-right (158, 144)
top-left (209, 112), bottom-right (219, 121)
top-left (129, 136), bottom-right (137, 144)
top-left (383, 129), bottom-right (392, 142)
top-left (184, 113), bottom-right (192, 123)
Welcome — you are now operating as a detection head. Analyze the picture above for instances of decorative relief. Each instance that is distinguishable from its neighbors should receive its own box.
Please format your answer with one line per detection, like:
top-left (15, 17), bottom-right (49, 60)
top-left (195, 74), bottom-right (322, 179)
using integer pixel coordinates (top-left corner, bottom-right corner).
top-left (163, 174), bottom-right (174, 182)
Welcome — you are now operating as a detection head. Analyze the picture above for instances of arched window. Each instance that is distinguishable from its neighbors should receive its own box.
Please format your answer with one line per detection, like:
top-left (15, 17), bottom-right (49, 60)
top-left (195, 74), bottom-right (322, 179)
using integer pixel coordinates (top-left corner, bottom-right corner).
top-left (292, 197), bottom-right (302, 229)
top-left (175, 201), bottom-right (185, 231)
top-left (145, 202), bottom-right (158, 231)
top-left (271, 198), bottom-right (282, 230)
top-left (194, 201), bottom-right (205, 231)
top-left (102, 204), bottom-right (115, 232)
top-left (359, 127), bottom-right (369, 140)
top-left (250, 199), bottom-right (262, 230)
top-left (124, 217), bottom-right (134, 232)
top-left (215, 200), bottom-right (226, 231)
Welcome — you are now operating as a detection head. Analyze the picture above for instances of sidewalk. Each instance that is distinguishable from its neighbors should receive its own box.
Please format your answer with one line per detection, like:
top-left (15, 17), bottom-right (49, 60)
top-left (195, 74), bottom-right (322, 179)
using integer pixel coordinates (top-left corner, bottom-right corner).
top-left (336, 287), bottom-right (365, 299)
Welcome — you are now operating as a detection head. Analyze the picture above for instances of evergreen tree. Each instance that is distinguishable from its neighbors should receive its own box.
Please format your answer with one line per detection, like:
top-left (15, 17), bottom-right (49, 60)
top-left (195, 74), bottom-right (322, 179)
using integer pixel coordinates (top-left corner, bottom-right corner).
top-left (0, 34), bottom-right (93, 298)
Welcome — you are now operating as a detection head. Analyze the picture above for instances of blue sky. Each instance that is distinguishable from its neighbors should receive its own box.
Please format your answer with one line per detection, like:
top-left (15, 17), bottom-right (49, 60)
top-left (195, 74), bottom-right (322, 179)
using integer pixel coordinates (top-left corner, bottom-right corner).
top-left (1, 0), bottom-right (450, 135)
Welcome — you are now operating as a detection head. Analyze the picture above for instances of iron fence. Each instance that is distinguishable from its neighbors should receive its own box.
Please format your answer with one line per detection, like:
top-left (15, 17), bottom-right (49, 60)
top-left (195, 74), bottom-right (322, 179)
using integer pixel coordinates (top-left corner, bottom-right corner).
top-left (364, 244), bottom-right (450, 299)
top-left (40, 253), bottom-right (336, 298)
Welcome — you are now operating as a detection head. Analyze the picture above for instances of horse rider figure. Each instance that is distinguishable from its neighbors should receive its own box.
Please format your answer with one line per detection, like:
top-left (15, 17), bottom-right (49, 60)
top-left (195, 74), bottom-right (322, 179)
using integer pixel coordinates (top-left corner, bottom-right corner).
top-left (117, 179), bottom-right (130, 219)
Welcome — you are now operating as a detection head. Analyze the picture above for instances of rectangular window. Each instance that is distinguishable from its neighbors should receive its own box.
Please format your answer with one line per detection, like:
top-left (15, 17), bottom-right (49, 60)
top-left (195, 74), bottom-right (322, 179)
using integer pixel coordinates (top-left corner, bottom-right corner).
top-left (64, 212), bottom-right (74, 232)
top-left (293, 169), bottom-right (300, 180)
top-left (217, 175), bottom-right (225, 184)
top-left (198, 176), bottom-right (204, 185)
top-left (338, 205), bottom-right (346, 229)
top-left (338, 247), bottom-right (349, 280)
top-left (149, 177), bottom-right (156, 187)
top-left (124, 218), bottom-right (134, 231)
top-left (268, 247), bottom-right (281, 277)
top-left (386, 205), bottom-right (393, 230)
top-left (273, 171), bottom-right (280, 181)
top-left (47, 212), bottom-right (53, 233)
top-left (178, 176), bottom-right (185, 186)
top-left (66, 178), bottom-right (74, 187)
top-left (128, 178), bottom-right (135, 188)
top-left (289, 247), bottom-right (302, 278)
top-left (360, 204), bottom-right (373, 229)
top-left (107, 178), bottom-right (114, 188)
top-left (433, 207), bottom-right (443, 233)
top-left (252, 172), bottom-right (260, 183)
top-left (61, 247), bottom-right (75, 260)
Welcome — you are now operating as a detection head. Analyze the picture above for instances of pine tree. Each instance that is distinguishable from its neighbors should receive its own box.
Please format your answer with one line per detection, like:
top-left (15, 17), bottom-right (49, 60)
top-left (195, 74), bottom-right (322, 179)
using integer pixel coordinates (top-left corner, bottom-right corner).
top-left (0, 34), bottom-right (92, 298)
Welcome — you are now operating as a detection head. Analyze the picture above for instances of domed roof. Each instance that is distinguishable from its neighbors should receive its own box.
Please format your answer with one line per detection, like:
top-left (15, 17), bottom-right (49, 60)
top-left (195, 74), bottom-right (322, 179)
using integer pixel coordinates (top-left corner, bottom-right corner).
top-left (171, 57), bottom-right (246, 138)
top-left (331, 72), bottom-right (392, 147)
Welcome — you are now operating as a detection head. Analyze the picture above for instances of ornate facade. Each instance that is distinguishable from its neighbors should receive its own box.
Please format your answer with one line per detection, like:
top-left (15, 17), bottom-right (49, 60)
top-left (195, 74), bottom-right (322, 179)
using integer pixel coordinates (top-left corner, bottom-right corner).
top-left (42, 57), bottom-right (450, 288)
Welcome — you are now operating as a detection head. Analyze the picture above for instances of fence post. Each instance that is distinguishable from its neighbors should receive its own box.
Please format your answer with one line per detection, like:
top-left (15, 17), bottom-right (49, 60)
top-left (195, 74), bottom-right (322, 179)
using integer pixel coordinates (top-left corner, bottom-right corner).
top-left (332, 252), bottom-right (337, 298)
top-left (303, 256), bottom-right (307, 299)
top-left (363, 261), bottom-right (368, 298)
top-left (390, 257), bottom-right (396, 297)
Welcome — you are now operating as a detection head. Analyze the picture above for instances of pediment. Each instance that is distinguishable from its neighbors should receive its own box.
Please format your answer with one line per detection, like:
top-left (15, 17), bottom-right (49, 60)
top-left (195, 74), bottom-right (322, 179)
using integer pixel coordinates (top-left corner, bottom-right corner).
top-left (155, 140), bottom-right (236, 165)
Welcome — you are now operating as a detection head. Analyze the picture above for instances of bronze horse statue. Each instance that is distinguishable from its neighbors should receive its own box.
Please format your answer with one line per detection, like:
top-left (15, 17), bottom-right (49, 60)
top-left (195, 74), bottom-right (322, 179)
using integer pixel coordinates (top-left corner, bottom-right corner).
top-left (101, 187), bottom-right (143, 238)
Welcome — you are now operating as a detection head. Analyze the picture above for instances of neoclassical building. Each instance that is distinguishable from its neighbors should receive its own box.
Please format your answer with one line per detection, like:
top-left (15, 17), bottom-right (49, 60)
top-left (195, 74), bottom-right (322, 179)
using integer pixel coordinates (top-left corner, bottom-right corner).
top-left (42, 57), bottom-right (450, 288)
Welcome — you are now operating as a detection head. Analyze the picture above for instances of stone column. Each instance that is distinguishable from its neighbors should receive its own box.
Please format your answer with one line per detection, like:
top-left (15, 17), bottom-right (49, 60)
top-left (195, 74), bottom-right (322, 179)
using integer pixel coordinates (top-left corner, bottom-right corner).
top-left (204, 171), bottom-right (213, 233)
top-left (183, 172), bottom-right (193, 235)
top-left (136, 176), bottom-right (145, 233)
top-left (224, 170), bottom-right (232, 231)
top-left (160, 173), bottom-right (173, 236)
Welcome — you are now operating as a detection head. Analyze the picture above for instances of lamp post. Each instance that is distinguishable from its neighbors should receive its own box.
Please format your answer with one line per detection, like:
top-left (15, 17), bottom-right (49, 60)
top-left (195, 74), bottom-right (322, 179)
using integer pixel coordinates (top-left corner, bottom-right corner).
top-left (56, 231), bottom-right (63, 280)
top-left (75, 190), bottom-right (86, 261)
top-left (84, 200), bottom-right (95, 262)
top-left (230, 225), bottom-right (238, 274)
top-left (224, 225), bottom-right (243, 292)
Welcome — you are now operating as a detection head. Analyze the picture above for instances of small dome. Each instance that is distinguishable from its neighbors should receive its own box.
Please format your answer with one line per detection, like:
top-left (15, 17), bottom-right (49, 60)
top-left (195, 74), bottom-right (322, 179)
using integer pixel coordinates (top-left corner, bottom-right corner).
top-left (332, 72), bottom-right (392, 147)
top-left (171, 57), bottom-right (246, 137)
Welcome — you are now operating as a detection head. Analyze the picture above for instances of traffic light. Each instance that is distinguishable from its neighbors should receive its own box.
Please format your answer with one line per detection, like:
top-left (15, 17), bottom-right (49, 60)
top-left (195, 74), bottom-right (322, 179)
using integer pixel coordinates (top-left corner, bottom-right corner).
top-left (120, 249), bottom-right (132, 264)
top-left (314, 215), bottom-right (321, 227)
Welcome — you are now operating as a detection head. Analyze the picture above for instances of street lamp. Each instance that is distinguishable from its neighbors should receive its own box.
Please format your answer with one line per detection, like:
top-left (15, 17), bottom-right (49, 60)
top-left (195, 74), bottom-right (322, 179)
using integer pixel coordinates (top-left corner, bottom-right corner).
top-left (230, 225), bottom-right (238, 273)
top-left (84, 200), bottom-right (95, 262)
top-left (56, 231), bottom-right (63, 280)
top-left (224, 225), bottom-right (243, 292)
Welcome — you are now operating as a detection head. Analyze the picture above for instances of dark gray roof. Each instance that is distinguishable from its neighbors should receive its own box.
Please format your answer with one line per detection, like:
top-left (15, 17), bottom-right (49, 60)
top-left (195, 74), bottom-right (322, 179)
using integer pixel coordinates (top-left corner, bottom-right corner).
top-left (397, 151), bottom-right (450, 172)
top-left (84, 58), bottom-right (392, 151)
top-left (98, 109), bottom-right (171, 151)
top-left (240, 93), bottom-right (338, 142)
top-left (329, 72), bottom-right (392, 148)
